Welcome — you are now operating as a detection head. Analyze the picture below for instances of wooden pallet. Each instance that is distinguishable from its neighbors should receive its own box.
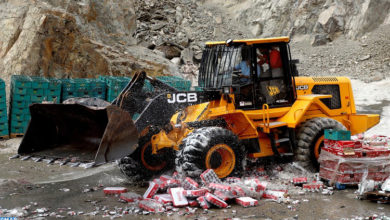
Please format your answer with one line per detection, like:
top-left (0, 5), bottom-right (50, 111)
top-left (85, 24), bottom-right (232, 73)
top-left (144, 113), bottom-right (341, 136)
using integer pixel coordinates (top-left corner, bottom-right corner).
top-left (364, 191), bottom-right (390, 203)
top-left (10, 133), bottom-right (24, 138)
top-left (0, 135), bottom-right (9, 140)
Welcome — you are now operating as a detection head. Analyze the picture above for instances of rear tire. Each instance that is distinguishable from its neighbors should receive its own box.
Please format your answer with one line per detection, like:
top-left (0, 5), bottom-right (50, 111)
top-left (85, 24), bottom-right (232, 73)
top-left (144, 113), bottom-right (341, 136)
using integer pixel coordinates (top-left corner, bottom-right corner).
top-left (295, 117), bottom-right (346, 169)
top-left (118, 127), bottom-right (174, 181)
top-left (175, 127), bottom-right (244, 179)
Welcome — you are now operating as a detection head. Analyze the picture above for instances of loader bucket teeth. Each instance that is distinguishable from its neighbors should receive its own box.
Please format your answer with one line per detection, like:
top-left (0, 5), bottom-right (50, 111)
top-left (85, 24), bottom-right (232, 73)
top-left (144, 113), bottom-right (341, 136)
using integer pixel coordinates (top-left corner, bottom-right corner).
top-left (18, 103), bottom-right (139, 164)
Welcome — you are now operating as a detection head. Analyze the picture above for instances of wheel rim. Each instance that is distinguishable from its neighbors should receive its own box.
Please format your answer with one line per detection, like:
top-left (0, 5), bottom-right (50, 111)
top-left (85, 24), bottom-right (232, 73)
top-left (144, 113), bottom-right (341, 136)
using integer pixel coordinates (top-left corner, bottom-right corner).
top-left (314, 135), bottom-right (325, 160)
top-left (205, 144), bottom-right (236, 178)
top-left (140, 141), bottom-right (167, 171)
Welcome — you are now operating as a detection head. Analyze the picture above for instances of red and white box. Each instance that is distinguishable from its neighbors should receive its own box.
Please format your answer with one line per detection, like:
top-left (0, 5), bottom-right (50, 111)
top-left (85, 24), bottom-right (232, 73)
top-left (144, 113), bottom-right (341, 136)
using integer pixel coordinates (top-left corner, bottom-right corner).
top-left (302, 182), bottom-right (324, 190)
top-left (200, 169), bottom-right (222, 184)
top-left (160, 175), bottom-right (173, 182)
top-left (188, 199), bottom-right (199, 207)
top-left (138, 199), bottom-right (164, 213)
top-left (143, 182), bottom-right (159, 199)
top-left (119, 192), bottom-right (141, 202)
top-left (225, 177), bottom-right (241, 184)
top-left (205, 192), bottom-right (228, 208)
top-left (236, 197), bottom-right (259, 207)
top-left (245, 179), bottom-right (267, 192)
top-left (263, 190), bottom-right (286, 202)
top-left (183, 188), bottom-right (209, 198)
top-left (172, 171), bottom-right (179, 179)
top-left (292, 177), bottom-right (308, 185)
top-left (169, 187), bottom-right (188, 207)
top-left (163, 179), bottom-right (181, 189)
top-left (233, 186), bottom-right (246, 197)
top-left (197, 196), bottom-right (211, 209)
top-left (154, 194), bottom-right (173, 204)
top-left (183, 177), bottom-right (199, 190)
top-left (214, 190), bottom-right (236, 201)
top-left (208, 183), bottom-right (232, 191)
top-left (153, 178), bottom-right (164, 189)
top-left (103, 187), bottom-right (127, 195)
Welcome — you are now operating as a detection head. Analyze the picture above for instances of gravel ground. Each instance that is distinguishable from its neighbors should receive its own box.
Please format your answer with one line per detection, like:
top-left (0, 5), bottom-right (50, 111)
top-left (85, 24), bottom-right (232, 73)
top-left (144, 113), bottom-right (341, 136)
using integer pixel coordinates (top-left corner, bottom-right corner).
top-left (291, 25), bottom-right (390, 82)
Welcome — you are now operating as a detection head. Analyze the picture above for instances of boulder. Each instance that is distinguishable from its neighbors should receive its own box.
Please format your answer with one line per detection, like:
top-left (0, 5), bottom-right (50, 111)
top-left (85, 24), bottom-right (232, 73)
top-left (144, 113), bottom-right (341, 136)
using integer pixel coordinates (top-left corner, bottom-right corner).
top-left (181, 48), bottom-right (194, 64)
top-left (311, 34), bottom-right (330, 46)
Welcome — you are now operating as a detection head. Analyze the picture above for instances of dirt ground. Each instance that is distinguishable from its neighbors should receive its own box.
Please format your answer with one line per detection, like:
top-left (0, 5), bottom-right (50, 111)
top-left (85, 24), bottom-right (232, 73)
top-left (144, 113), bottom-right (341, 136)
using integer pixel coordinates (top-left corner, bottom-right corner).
top-left (0, 139), bottom-right (389, 219)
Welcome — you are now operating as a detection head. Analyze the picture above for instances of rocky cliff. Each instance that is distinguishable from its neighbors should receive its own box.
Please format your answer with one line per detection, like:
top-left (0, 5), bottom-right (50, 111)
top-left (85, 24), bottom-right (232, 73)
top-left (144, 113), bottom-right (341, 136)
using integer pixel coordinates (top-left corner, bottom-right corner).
top-left (0, 0), bottom-right (389, 85)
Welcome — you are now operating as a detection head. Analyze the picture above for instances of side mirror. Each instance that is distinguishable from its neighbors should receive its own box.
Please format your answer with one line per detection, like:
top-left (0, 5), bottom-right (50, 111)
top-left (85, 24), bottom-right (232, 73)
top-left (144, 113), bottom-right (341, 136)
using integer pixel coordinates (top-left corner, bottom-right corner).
top-left (290, 59), bottom-right (299, 76)
top-left (291, 63), bottom-right (299, 76)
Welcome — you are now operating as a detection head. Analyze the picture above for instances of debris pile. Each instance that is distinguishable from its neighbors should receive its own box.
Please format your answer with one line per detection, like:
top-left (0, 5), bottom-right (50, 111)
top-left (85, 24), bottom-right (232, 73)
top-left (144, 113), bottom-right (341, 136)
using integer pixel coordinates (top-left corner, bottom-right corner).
top-left (99, 167), bottom-right (335, 216)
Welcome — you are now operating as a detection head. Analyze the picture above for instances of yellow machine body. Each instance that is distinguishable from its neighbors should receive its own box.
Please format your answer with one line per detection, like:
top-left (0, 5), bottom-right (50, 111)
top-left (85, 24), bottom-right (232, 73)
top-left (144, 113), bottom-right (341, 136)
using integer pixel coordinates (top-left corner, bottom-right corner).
top-left (151, 76), bottom-right (379, 158)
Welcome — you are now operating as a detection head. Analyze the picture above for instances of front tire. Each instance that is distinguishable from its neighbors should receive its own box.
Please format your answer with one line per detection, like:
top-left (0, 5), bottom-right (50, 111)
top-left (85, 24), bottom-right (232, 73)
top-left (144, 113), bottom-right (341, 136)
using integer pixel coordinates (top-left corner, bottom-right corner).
top-left (295, 117), bottom-right (346, 169)
top-left (118, 127), bottom-right (173, 181)
top-left (175, 127), bottom-right (244, 179)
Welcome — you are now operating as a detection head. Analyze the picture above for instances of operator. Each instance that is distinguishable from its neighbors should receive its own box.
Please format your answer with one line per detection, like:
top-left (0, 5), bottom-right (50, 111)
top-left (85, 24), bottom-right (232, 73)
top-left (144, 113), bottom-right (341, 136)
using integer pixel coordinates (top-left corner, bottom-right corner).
top-left (234, 48), bottom-right (261, 83)
top-left (257, 47), bottom-right (283, 77)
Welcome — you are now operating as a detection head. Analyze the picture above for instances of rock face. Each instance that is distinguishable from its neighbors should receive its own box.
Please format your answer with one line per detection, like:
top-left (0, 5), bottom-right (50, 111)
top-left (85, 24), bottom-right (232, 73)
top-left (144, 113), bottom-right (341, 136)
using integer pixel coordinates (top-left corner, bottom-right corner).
top-left (0, 0), bottom-right (179, 86)
top-left (223, 0), bottom-right (390, 40)
top-left (0, 0), bottom-right (389, 88)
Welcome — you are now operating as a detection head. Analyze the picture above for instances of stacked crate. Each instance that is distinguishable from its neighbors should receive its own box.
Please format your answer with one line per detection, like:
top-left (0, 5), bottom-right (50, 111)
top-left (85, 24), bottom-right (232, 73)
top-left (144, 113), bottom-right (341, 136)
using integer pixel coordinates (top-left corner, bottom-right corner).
top-left (10, 76), bottom-right (63, 137)
top-left (29, 76), bottom-right (50, 104)
top-left (46, 78), bottom-right (62, 103)
top-left (61, 78), bottom-right (106, 101)
top-left (99, 76), bottom-right (131, 102)
top-left (10, 75), bottom-right (33, 137)
top-left (319, 130), bottom-right (390, 189)
top-left (156, 76), bottom-right (192, 91)
top-left (0, 78), bottom-right (8, 139)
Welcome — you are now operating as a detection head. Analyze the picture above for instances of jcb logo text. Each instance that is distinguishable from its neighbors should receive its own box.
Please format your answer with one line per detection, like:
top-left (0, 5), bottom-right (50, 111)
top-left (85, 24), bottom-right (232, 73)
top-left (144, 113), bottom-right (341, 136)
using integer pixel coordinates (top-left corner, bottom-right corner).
top-left (167, 93), bottom-right (198, 103)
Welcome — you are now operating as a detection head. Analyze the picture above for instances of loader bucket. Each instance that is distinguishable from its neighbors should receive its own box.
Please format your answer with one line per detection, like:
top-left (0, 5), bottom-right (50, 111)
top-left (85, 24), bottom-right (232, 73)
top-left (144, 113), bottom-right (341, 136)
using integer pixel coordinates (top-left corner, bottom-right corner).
top-left (18, 103), bottom-right (138, 164)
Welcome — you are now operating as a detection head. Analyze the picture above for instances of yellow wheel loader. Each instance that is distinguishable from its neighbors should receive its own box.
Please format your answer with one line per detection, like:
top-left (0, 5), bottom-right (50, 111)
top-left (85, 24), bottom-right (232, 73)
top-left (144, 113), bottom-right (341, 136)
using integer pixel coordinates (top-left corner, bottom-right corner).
top-left (18, 37), bottom-right (379, 180)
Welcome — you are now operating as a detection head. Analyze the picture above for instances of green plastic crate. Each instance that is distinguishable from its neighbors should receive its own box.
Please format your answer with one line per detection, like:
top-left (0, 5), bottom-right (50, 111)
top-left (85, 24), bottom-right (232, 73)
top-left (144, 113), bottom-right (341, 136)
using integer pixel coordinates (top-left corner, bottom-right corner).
top-left (0, 79), bottom-right (4, 89)
top-left (0, 129), bottom-right (9, 137)
top-left (0, 122), bottom-right (7, 130)
top-left (11, 100), bottom-right (30, 108)
top-left (30, 76), bottom-right (49, 89)
top-left (72, 78), bottom-right (90, 88)
top-left (11, 107), bottom-right (29, 114)
top-left (46, 95), bottom-right (61, 103)
top-left (0, 108), bottom-right (7, 117)
top-left (11, 120), bottom-right (26, 128)
top-left (0, 102), bottom-right (6, 109)
top-left (0, 89), bottom-right (5, 97)
top-left (28, 88), bottom-right (45, 96)
top-left (31, 95), bottom-right (45, 103)
top-left (12, 93), bottom-right (30, 101)
top-left (0, 96), bottom-right (6, 104)
top-left (12, 87), bottom-right (29, 95)
top-left (324, 129), bottom-right (351, 141)
top-left (45, 89), bottom-right (61, 97)
top-left (10, 113), bottom-right (25, 121)
top-left (10, 126), bottom-right (26, 134)
top-left (11, 75), bottom-right (32, 88)
top-left (48, 78), bottom-right (62, 90)
top-left (0, 116), bottom-right (7, 123)
top-left (76, 88), bottom-right (90, 97)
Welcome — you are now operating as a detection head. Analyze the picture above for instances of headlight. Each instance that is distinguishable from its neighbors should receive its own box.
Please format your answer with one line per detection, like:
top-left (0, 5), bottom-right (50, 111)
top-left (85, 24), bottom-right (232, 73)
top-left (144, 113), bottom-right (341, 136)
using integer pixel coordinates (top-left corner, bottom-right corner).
top-left (223, 86), bottom-right (230, 94)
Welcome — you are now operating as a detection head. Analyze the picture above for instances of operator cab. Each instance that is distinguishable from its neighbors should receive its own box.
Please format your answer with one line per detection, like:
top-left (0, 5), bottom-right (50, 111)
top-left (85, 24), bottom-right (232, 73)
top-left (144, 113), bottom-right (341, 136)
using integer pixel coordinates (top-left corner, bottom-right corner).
top-left (198, 37), bottom-right (297, 110)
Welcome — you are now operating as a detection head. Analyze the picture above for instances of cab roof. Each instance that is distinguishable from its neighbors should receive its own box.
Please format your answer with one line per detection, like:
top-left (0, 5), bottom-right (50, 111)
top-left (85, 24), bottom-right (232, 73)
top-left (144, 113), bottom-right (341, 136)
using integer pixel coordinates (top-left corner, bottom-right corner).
top-left (205, 36), bottom-right (290, 46)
